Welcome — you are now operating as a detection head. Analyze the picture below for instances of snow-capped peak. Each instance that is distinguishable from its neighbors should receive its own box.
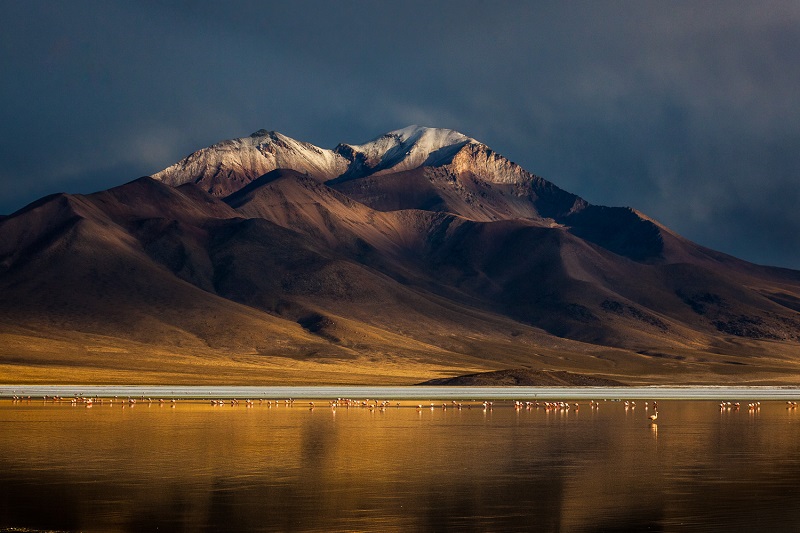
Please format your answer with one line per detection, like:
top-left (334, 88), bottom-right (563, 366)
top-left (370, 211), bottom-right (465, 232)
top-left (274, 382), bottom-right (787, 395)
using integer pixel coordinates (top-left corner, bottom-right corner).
top-left (384, 125), bottom-right (471, 145)
top-left (340, 125), bottom-right (477, 175)
top-left (151, 130), bottom-right (349, 195)
top-left (247, 130), bottom-right (348, 178)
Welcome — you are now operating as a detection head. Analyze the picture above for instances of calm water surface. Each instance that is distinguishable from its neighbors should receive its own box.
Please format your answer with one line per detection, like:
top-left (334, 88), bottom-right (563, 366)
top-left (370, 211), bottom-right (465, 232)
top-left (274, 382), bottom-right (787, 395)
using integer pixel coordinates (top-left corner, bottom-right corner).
top-left (3, 399), bottom-right (800, 532)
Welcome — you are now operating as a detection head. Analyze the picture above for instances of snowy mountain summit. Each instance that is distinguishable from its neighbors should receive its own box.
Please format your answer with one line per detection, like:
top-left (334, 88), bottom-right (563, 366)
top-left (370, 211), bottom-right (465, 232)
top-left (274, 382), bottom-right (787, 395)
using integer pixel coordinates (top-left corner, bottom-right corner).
top-left (334, 125), bottom-right (476, 178)
top-left (152, 129), bottom-right (348, 196)
top-left (151, 126), bottom-right (496, 195)
top-left (150, 124), bottom-right (589, 224)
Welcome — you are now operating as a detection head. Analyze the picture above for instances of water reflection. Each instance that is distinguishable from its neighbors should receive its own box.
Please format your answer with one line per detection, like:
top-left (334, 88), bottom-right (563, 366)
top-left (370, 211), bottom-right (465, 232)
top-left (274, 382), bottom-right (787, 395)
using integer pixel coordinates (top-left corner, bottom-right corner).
top-left (2, 400), bottom-right (800, 531)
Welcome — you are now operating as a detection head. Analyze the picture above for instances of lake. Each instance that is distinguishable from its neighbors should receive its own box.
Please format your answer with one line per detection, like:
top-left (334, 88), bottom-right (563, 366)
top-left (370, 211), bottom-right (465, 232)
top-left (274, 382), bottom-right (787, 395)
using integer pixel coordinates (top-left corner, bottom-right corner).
top-left (3, 393), bottom-right (800, 532)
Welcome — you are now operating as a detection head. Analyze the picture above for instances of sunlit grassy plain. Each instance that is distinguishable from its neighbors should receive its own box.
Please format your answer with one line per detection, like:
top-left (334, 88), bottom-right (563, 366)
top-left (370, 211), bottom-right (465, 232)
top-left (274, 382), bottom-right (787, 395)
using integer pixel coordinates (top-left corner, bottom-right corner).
top-left (4, 326), bottom-right (800, 386)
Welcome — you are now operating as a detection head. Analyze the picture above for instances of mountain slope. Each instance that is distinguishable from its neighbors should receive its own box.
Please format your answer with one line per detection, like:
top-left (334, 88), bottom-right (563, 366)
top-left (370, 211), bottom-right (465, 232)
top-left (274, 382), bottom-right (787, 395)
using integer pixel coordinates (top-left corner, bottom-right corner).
top-left (220, 162), bottom-right (800, 354)
top-left (0, 178), bottom-right (615, 383)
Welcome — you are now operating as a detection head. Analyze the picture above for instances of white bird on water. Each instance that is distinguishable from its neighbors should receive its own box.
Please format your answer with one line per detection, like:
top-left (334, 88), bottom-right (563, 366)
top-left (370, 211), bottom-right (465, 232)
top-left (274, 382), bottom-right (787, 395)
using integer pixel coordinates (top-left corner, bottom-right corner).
top-left (649, 411), bottom-right (658, 422)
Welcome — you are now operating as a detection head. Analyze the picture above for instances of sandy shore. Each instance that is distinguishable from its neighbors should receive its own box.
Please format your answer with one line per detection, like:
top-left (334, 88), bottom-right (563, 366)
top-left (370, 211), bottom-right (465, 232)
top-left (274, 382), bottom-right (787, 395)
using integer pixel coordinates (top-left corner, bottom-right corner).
top-left (2, 385), bottom-right (800, 400)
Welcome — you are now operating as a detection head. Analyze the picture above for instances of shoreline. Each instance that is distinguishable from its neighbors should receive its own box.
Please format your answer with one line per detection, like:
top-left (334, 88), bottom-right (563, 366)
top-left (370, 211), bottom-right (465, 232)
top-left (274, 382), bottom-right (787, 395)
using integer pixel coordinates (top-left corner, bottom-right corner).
top-left (2, 384), bottom-right (800, 401)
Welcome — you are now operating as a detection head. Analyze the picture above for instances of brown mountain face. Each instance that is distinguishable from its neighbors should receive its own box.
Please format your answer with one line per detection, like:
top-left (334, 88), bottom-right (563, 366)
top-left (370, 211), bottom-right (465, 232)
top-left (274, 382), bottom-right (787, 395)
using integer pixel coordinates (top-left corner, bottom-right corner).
top-left (2, 126), bottom-right (800, 385)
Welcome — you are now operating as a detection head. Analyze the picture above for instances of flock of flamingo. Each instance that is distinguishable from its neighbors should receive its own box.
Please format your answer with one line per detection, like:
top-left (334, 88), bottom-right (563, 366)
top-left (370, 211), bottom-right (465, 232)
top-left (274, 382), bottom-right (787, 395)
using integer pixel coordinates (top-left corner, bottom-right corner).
top-left (7, 394), bottom-right (800, 423)
top-left (8, 394), bottom-right (178, 408)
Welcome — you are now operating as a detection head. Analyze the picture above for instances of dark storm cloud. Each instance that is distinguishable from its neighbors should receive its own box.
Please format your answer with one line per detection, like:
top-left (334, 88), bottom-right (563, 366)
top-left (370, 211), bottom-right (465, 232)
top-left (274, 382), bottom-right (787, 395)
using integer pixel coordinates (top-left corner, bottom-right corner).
top-left (1, 1), bottom-right (799, 269)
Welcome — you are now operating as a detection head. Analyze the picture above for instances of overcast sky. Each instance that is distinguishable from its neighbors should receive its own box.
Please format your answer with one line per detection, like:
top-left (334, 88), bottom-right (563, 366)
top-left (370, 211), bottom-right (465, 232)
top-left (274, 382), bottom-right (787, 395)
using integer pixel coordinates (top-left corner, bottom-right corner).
top-left (2, 1), bottom-right (799, 269)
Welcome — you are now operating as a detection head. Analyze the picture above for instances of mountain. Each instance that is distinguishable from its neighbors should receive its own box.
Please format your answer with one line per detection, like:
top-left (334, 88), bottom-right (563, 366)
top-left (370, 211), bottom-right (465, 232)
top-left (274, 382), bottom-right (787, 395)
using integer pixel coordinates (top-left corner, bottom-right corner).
top-left (2, 126), bottom-right (800, 385)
